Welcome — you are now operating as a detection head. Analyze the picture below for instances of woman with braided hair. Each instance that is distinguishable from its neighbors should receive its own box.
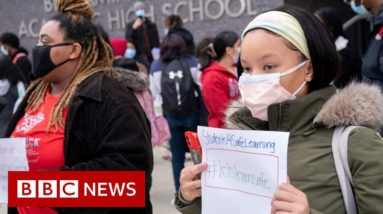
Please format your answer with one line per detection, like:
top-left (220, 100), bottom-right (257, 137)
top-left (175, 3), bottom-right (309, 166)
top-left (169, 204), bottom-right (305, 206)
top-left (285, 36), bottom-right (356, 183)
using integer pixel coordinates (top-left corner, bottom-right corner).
top-left (7, 0), bottom-right (153, 213)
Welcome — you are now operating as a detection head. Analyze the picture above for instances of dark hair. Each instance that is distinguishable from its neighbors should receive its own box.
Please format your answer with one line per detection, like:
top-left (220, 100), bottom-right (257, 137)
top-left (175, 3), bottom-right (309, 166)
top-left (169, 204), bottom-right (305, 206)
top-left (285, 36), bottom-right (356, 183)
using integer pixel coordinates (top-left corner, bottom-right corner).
top-left (198, 31), bottom-right (239, 70)
top-left (51, 15), bottom-right (108, 58)
top-left (273, 6), bottom-right (340, 92)
top-left (315, 7), bottom-right (345, 40)
top-left (0, 58), bottom-right (26, 85)
top-left (95, 24), bottom-right (111, 45)
top-left (28, 0), bottom-right (113, 130)
top-left (112, 58), bottom-right (139, 71)
top-left (165, 15), bottom-right (183, 29)
top-left (160, 33), bottom-right (189, 62)
top-left (196, 37), bottom-right (214, 70)
top-left (0, 32), bottom-right (20, 48)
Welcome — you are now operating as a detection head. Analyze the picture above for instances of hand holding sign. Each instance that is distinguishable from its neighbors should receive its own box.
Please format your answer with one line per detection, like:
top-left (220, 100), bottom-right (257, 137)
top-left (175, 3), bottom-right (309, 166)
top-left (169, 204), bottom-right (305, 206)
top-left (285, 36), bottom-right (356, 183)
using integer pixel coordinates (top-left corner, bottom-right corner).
top-left (271, 182), bottom-right (309, 214)
top-left (179, 162), bottom-right (208, 202)
top-left (198, 126), bottom-right (289, 214)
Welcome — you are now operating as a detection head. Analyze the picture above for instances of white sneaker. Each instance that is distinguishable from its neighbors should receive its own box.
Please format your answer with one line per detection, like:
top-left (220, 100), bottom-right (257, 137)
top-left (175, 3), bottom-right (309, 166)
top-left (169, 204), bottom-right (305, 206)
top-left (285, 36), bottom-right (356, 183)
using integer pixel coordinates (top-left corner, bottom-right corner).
top-left (162, 149), bottom-right (172, 161)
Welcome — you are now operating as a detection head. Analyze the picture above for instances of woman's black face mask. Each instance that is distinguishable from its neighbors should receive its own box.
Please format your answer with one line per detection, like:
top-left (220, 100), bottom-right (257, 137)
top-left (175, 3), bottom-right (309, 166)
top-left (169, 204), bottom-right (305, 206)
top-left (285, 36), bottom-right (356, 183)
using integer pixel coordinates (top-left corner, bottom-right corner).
top-left (31, 43), bottom-right (73, 79)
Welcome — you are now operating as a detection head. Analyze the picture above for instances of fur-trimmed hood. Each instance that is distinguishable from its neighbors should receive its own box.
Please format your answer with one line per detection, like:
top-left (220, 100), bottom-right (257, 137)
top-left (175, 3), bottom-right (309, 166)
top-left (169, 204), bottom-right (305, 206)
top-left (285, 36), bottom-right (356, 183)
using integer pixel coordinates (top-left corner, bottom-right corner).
top-left (225, 99), bottom-right (245, 130)
top-left (314, 82), bottom-right (383, 131)
top-left (225, 83), bottom-right (383, 132)
top-left (111, 66), bottom-right (149, 92)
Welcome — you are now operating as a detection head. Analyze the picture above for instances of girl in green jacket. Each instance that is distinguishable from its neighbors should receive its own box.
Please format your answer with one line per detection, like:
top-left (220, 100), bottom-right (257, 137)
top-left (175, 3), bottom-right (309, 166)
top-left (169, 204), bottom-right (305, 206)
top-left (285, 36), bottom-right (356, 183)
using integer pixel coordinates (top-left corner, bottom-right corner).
top-left (176, 5), bottom-right (383, 214)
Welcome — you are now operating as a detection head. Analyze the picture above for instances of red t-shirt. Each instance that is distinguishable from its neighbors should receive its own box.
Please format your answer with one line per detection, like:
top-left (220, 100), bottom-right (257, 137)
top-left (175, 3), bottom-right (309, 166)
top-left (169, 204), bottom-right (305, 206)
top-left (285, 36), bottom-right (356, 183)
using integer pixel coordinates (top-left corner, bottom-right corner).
top-left (11, 91), bottom-right (68, 214)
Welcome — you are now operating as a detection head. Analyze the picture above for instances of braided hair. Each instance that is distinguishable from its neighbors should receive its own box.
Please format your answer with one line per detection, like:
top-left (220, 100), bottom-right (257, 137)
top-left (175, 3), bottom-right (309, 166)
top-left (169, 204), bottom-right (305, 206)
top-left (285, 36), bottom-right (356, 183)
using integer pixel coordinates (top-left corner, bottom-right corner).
top-left (26, 0), bottom-right (113, 131)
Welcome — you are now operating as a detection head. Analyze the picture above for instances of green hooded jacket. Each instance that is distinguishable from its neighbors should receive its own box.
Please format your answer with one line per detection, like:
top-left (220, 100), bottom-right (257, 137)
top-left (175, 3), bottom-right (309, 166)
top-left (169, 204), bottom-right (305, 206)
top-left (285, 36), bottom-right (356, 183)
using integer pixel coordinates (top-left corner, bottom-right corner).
top-left (176, 83), bottom-right (383, 214)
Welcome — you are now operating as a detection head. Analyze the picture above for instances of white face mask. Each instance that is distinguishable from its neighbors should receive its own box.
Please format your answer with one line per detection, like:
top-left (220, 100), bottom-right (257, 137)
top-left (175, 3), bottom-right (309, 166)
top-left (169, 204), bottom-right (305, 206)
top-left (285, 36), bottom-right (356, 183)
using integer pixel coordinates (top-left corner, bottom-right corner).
top-left (238, 60), bottom-right (308, 121)
top-left (164, 28), bottom-right (169, 35)
top-left (0, 45), bottom-right (8, 56)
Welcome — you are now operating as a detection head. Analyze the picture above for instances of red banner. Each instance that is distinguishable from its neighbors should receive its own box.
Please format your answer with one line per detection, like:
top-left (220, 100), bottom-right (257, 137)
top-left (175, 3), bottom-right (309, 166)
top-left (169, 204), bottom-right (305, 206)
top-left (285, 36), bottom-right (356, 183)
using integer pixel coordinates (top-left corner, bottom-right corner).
top-left (8, 171), bottom-right (145, 207)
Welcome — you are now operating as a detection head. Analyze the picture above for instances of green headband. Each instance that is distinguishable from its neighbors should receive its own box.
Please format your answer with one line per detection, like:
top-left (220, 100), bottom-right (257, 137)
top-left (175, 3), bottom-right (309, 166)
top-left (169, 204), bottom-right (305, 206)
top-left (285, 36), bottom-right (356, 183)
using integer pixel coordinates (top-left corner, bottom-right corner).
top-left (242, 11), bottom-right (311, 59)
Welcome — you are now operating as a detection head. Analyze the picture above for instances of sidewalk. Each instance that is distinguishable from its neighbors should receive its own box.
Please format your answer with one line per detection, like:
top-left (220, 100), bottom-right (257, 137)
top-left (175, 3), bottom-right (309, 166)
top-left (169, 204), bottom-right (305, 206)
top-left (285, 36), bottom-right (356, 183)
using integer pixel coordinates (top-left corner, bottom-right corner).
top-left (150, 107), bottom-right (185, 213)
top-left (0, 147), bottom-right (186, 214)
top-left (151, 146), bottom-right (182, 214)
top-left (0, 204), bottom-right (6, 214)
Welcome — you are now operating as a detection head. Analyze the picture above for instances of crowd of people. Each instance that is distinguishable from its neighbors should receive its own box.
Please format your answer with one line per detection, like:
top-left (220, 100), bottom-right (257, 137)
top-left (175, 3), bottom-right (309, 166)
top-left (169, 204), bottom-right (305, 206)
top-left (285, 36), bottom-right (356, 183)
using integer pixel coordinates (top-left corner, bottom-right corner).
top-left (177, 0), bottom-right (383, 214)
top-left (1, 0), bottom-right (383, 213)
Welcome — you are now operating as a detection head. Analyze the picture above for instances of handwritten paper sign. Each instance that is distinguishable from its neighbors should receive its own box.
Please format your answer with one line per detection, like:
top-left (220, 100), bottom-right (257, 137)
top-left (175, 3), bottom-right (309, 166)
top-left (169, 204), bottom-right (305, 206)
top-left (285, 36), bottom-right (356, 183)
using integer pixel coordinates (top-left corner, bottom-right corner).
top-left (0, 138), bottom-right (29, 204)
top-left (198, 127), bottom-right (289, 214)
top-left (0, 203), bottom-right (7, 214)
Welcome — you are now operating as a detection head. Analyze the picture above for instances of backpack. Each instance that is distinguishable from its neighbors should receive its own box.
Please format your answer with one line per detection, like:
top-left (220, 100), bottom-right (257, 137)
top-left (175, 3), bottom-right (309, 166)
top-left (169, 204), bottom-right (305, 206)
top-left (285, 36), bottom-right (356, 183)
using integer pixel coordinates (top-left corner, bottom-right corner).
top-left (332, 126), bottom-right (360, 214)
top-left (161, 58), bottom-right (197, 115)
top-left (135, 91), bottom-right (171, 146)
top-left (12, 52), bottom-right (27, 64)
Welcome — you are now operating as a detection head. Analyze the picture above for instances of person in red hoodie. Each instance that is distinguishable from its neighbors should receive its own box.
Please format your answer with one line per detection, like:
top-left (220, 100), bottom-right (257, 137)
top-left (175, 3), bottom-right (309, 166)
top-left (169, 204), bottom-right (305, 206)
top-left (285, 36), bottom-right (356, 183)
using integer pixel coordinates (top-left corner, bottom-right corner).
top-left (197, 31), bottom-right (240, 128)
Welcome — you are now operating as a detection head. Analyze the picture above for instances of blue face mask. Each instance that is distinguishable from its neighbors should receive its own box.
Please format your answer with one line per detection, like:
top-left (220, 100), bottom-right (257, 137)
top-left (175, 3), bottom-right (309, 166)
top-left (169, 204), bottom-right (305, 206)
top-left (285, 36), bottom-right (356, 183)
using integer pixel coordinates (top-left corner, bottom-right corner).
top-left (124, 48), bottom-right (137, 59)
top-left (233, 55), bottom-right (240, 64)
top-left (0, 45), bottom-right (8, 56)
top-left (232, 47), bottom-right (241, 64)
top-left (351, 0), bottom-right (371, 16)
top-left (135, 10), bottom-right (145, 18)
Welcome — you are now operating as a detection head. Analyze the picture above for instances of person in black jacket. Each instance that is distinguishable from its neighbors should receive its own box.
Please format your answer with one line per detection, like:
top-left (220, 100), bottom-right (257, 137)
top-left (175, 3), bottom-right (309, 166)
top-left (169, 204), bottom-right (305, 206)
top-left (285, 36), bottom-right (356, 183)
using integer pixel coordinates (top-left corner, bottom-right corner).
top-left (164, 15), bottom-right (196, 55)
top-left (315, 7), bottom-right (362, 88)
top-left (0, 58), bottom-right (26, 137)
top-left (6, 0), bottom-right (153, 213)
top-left (344, 0), bottom-right (383, 89)
top-left (0, 32), bottom-right (32, 83)
top-left (125, 1), bottom-right (159, 65)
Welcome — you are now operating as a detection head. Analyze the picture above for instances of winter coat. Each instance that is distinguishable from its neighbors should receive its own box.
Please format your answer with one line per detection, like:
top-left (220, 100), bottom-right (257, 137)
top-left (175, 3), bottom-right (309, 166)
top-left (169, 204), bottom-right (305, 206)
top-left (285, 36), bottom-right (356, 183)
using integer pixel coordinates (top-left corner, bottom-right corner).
top-left (0, 81), bottom-right (17, 137)
top-left (334, 36), bottom-right (362, 88)
top-left (168, 28), bottom-right (195, 55)
top-left (362, 4), bottom-right (383, 88)
top-left (7, 72), bottom-right (154, 214)
top-left (176, 83), bottom-right (383, 214)
top-left (125, 18), bottom-right (160, 64)
top-left (201, 62), bottom-right (239, 128)
top-left (112, 66), bottom-right (170, 146)
top-left (10, 48), bottom-right (31, 83)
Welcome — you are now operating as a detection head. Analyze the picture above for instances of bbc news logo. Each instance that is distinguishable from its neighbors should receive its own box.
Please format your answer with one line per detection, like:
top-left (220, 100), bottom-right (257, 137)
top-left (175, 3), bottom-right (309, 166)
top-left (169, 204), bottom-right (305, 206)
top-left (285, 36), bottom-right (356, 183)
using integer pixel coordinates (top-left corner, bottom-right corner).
top-left (8, 171), bottom-right (145, 207)
top-left (17, 180), bottom-right (136, 198)
top-left (17, 180), bottom-right (79, 198)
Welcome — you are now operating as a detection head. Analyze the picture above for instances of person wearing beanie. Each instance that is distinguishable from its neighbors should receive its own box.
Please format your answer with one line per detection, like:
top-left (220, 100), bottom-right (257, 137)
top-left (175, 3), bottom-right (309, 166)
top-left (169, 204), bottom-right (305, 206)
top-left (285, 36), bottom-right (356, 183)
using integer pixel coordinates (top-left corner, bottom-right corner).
top-left (125, 1), bottom-right (160, 65)
top-left (110, 38), bottom-right (128, 57)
